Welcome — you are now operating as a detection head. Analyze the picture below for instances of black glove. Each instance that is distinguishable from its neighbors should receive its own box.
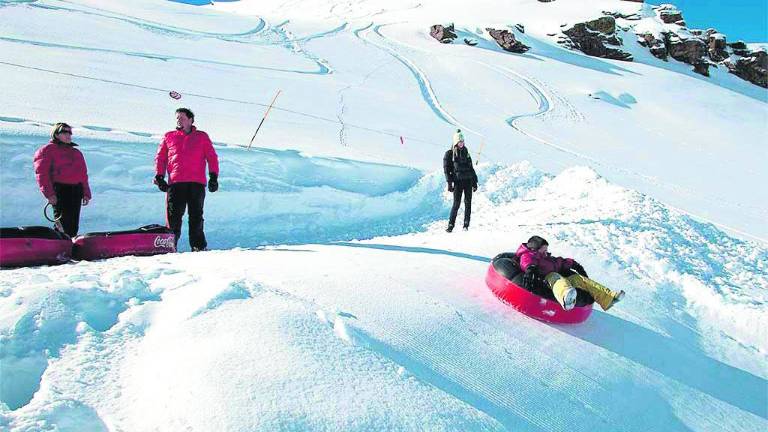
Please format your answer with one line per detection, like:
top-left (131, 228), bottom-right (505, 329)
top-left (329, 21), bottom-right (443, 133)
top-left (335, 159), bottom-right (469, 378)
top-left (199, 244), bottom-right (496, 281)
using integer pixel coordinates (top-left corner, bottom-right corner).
top-left (154, 175), bottom-right (168, 192)
top-left (472, 184), bottom-right (478, 192)
top-left (208, 172), bottom-right (219, 193)
top-left (522, 266), bottom-right (540, 290)
top-left (447, 182), bottom-right (454, 192)
top-left (571, 262), bottom-right (588, 278)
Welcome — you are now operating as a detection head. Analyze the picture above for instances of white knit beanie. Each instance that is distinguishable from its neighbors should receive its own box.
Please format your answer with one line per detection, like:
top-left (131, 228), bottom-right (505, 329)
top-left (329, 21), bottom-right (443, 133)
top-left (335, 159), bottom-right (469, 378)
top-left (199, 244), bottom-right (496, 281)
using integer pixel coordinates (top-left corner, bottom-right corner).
top-left (452, 129), bottom-right (464, 146)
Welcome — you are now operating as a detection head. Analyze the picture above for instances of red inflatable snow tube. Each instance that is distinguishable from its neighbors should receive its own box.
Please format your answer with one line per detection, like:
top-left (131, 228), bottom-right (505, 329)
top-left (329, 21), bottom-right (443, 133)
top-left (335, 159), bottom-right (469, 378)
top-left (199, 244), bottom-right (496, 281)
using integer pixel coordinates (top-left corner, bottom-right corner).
top-left (486, 255), bottom-right (593, 324)
top-left (0, 226), bottom-right (72, 268)
top-left (73, 224), bottom-right (176, 261)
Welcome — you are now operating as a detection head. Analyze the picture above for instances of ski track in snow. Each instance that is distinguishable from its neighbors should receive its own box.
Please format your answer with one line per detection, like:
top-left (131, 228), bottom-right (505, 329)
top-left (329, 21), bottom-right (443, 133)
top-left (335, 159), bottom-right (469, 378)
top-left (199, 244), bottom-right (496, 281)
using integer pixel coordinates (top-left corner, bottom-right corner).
top-left (28, 0), bottom-right (268, 40)
top-left (329, 1), bottom-right (423, 21)
top-left (269, 20), bottom-right (335, 75)
top-left (363, 23), bottom-right (583, 141)
top-left (2, 1), bottom-right (344, 75)
top-left (393, 24), bottom-right (767, 243)
top-left (0, 36), bottom-right (329, 75)
top-left (354, 23), bottom-right (471, 131)
top-left (336, 55), bottom-right (397, 148)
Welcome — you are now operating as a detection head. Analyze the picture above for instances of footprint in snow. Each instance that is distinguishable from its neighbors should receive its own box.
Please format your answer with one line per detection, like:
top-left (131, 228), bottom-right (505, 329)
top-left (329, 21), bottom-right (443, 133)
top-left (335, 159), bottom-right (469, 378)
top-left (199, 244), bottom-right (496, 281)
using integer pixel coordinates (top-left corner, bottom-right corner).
top-left (190, 280), bottom-right (261, 318)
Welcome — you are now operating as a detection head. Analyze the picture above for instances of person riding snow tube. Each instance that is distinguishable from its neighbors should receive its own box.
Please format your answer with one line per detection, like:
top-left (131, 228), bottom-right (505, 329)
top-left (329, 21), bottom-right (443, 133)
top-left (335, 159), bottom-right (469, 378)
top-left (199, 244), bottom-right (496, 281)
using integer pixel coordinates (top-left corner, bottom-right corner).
top-left (0, 226), bottom-right (72, 268)
top-left (72, 224), bottom-right (176, 261)
top-left (516, 236), bottom-right (624, 311)
top-left (486, 252), bottom-right (595, 324)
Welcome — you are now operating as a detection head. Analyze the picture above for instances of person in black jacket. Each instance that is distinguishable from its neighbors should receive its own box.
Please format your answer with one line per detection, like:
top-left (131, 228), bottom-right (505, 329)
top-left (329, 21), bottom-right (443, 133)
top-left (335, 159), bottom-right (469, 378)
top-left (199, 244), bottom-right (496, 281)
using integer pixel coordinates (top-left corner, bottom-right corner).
top-left (443, 129), bottom-right (478, 232)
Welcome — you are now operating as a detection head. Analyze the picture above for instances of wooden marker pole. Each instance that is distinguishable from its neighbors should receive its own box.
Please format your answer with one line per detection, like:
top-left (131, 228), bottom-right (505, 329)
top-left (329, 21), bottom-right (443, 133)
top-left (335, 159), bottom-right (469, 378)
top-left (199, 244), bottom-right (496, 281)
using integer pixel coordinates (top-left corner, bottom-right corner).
top-left (248, 90), bottom-right (282, 150)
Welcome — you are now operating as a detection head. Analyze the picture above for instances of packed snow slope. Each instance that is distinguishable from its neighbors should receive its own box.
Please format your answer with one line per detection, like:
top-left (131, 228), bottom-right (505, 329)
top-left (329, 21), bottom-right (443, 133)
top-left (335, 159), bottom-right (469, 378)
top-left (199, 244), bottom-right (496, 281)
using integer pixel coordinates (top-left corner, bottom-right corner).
top-left (0, 0), bottom-right (766, 240)
top-left (1, 0), bottom-right (767, 431)
top-left (2, 142), bottom-right (767, 431)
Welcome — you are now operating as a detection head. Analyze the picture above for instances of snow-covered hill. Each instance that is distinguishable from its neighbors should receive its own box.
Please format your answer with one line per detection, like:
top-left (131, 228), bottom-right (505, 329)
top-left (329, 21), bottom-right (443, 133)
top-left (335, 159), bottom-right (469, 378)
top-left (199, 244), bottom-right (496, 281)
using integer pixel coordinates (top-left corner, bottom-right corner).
top-left (1, 0), bottom-right (766, 431)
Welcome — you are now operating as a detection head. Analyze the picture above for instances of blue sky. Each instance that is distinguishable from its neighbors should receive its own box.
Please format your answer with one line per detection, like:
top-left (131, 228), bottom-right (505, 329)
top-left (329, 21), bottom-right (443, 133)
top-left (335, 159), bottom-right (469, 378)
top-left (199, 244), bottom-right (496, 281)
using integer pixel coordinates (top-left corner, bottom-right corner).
top-left (167, 0), bottom-right (767, 42)
top-left (649, 0), bottom-right (768, 42)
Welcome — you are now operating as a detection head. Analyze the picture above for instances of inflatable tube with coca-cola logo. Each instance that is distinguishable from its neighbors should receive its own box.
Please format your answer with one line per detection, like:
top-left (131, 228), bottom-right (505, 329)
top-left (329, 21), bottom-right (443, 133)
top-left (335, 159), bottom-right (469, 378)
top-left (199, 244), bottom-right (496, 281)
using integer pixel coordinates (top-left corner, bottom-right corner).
top-left (486, 254), bottom-right (594, 324)
top-left (0, 226), bottom-right (72, 268)
top-left (72, 224), bottom-right (176, 261)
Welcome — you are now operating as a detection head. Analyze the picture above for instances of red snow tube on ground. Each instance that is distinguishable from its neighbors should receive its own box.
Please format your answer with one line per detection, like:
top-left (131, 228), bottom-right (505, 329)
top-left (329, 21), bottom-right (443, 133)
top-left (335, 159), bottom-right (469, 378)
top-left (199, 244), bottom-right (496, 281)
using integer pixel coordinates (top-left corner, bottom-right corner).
top-left (72, 224), bottom-right (176, 261)
top-left (486, 254), bottom-right (594, 324)
top-left (0, 226), bottom-right (72, 268)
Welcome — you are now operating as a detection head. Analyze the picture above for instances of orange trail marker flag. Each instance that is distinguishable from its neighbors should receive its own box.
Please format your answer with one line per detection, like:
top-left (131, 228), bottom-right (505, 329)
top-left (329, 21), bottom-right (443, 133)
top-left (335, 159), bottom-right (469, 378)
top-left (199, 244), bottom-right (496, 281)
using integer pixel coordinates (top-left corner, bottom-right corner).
top-left (248, 90), bottom-right (282, 150)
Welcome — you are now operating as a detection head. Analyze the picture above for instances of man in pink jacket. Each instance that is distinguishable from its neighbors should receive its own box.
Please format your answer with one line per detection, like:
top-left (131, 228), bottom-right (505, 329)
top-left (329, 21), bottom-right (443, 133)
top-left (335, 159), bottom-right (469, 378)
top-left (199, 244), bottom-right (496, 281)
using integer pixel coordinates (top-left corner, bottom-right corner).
top-left (154, 108), bottom-right (219, 251)
top-left (33, 122), bottom-right (91, 237)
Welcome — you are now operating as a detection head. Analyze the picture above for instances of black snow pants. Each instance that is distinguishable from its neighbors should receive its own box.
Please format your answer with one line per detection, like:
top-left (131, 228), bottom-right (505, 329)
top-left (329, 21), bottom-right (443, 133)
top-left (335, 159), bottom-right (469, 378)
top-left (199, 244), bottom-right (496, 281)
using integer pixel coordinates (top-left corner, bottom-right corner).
top-left (448, 179), bottom-right (473, 229)
top-left (53, 182), bottom-right (83, 237)
top-left (166, 182), bottom-right (207, 250)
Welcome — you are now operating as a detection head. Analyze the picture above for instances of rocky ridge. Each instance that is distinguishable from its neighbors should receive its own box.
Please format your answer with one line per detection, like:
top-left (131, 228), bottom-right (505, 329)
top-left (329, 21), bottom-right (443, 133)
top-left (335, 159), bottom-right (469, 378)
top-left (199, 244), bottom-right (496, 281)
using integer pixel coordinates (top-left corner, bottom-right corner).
top-left (427, 2), bottom-right (766, 88)
top-left (634, 4), bottom-right (767, 86)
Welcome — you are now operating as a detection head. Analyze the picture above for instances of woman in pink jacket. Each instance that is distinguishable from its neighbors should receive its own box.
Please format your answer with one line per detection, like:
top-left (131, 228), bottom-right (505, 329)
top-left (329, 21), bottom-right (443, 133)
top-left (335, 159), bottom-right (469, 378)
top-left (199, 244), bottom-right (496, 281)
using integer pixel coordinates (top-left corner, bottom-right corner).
top-left (516, 236), bottom-right (624, 311)
top-left (33, 123), bottom-right (91, 237)
top-left (154, 108), bottom-right (219, 251)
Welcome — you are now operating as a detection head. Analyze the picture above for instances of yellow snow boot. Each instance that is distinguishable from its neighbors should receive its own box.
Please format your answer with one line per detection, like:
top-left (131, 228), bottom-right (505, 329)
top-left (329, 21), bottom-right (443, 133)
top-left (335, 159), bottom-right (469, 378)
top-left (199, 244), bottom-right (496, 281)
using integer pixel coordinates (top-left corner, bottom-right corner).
top-left (567, 274), bottom-right (624, 311)
top-left (545, 273), bottom-right (578, 310)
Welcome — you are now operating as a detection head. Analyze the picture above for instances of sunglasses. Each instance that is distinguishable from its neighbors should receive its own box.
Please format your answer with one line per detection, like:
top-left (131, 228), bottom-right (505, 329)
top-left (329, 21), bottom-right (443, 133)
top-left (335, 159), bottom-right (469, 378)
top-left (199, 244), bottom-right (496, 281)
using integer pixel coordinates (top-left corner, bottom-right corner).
top-left (59, 129), bottom-right (72, 135)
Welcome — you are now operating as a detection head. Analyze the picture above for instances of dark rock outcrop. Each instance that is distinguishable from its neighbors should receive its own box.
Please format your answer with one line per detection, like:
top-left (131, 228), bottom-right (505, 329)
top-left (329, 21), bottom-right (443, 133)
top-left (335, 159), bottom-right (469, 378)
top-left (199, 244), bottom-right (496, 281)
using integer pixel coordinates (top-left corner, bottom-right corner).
top-left (486, 28), bottom-right (530, 53)
top-left (666, 34), bottom-right (706, 63)
top-left (707, 33), bottom-right (729, 62)
top-left (586, 16), bottom-right (617, 34)
top-left (603, 10), bottom-right (641, 21)
top-left (729, 41), bottom-right (748, 50)
top-left (637, 32), bottom-right (668, 60)
top-left (726, 51), bottom-right (768, 88)
top-left (560, 16), bottom-right (633, 61)
top-left (692, 62), bottom-right (710, 76)
top-left (664, 32), bottom-right (710, 75)
top-left (658, 6), bottom-right (683, 24)
top-left (632, 5), bottom-right (767, 87)
top-left (429, 24), bottom-right (457, 43)
top-left (728, 41), bottom-right (751, 57)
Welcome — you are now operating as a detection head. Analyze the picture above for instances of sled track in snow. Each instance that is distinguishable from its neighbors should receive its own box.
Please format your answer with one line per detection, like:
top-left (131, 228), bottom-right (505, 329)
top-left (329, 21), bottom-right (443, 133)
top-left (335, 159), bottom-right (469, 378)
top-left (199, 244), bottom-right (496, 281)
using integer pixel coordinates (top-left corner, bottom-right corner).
top-left (354, 23), bottom-right (466, 129)
top-left (473, 62), bottom-right (765, 242)
top-left (192, 271), bottom-right (613, 431)
top-left (4, 2), bottom-right (347, 76)
top-left (478, 62), bottom-right (553, 125)
top-left (269, 20), bottom-right (335, 74)
top-left (0, 36), bottom-right (329, 75)
top-left (294, 263), bottom-right (633, 432)
top-left (30, 0), bottom-right (267, 41)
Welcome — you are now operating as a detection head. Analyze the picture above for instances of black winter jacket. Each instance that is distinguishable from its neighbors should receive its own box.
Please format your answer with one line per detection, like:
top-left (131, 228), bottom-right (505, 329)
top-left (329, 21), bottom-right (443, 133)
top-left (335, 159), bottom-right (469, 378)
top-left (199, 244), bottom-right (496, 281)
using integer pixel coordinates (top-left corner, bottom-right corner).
top-left (443, 147), bottom-right (478, 187)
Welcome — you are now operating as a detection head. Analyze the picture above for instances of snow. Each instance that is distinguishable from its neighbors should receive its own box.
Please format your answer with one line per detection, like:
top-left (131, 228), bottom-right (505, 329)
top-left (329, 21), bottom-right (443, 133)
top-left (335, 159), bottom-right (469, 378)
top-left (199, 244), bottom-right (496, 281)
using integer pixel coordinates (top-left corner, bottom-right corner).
top-left (1, 0), bottom-right (767, 431)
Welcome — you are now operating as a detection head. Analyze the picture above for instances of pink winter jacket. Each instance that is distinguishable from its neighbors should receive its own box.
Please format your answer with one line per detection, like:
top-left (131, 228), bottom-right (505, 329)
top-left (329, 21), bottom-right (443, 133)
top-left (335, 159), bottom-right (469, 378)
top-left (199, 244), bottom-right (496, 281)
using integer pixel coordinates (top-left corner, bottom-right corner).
top-left (155, 126), bottom-right (219, 185)
top-left (515, 243), bottom-right (574, 276)
top-left (33, 141), bottom-right (91, 200)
